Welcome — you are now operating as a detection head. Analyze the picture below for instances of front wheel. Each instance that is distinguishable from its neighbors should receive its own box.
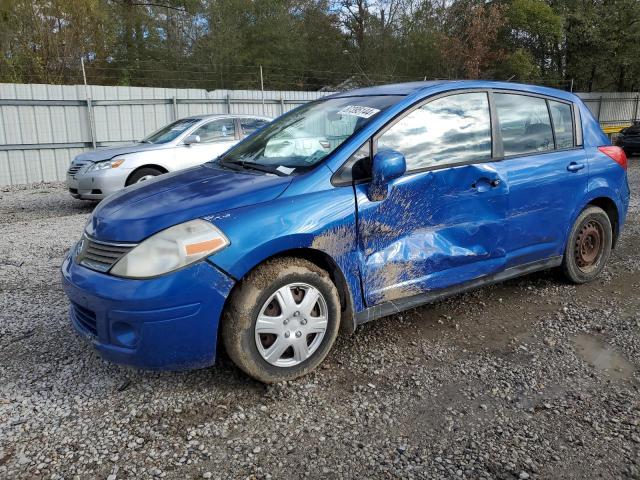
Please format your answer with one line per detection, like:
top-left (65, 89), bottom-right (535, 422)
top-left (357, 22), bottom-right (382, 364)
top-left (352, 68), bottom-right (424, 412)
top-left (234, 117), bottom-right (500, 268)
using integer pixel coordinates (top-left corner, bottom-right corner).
top-left (221, 258), bottom-right (341, 383)
top-left (562, 206), bottom-right (612, 284)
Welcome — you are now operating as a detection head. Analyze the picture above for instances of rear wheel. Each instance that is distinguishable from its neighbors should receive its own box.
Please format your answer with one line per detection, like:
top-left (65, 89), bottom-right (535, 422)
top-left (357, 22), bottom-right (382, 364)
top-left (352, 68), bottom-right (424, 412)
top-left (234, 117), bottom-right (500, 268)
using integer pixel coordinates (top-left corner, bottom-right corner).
top-left (222, 258), bottom-right (341, 383)
top-left (562, 206), bottom-right (612, 284)
top-left (126, 167), bottom-right (164, 186)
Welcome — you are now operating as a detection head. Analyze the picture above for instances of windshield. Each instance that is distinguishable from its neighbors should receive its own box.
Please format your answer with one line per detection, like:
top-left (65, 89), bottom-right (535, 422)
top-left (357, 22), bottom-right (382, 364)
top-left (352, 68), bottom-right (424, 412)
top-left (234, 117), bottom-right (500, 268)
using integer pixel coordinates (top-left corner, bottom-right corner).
top-left (217, 95), bottom-right (402, 174)
top-left (142, 118), bottom-right (200, 144)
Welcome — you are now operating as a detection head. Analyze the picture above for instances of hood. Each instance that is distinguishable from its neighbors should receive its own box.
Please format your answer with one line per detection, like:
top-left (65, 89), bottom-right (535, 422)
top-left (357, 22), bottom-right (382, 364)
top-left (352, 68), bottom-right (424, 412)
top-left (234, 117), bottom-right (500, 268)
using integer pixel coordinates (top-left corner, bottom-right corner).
top-left (74, 143), bottom-right (171, 162)
top-left (87, 165), bottom-right (292, 242)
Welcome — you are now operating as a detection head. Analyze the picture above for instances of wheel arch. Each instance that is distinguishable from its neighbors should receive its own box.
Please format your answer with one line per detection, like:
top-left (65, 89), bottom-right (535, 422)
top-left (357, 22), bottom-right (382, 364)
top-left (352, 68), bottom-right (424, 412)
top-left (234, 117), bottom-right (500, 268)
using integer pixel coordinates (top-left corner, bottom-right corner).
top-left (125, 164), bottom-right (169, 185)
top-left (220, 247), bottom-right (356, 336)
top-left (587, 196), bottom-right (620, 247)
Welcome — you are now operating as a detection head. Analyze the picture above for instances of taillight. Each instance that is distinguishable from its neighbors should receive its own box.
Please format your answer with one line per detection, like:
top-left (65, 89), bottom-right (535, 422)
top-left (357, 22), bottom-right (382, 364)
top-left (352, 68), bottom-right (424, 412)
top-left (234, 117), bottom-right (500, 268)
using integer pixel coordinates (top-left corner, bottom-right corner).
top-left (598, 146), bottom-right (627, 170)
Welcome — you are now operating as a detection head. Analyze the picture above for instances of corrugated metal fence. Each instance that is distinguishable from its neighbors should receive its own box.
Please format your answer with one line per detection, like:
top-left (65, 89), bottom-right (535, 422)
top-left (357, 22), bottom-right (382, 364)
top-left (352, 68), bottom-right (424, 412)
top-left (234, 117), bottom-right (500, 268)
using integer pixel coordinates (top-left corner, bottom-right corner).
top-left (1, 83), bottom-right (638, 186)
top-left (577, 92), bottom-right (640, 128)
top-left (0, 83), bottom-right (329, 186)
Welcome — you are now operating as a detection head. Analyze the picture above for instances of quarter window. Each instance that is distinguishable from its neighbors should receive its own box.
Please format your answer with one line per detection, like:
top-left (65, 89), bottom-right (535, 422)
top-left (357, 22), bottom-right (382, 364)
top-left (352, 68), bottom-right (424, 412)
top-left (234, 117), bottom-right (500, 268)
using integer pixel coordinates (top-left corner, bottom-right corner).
top-left (377, 92), bottom-right (492, 170)
top-left (549, 101), bottom-right (574, 149)
top-left (495, 94), bottom-right (554, 156)
top-left (193, 119), bottom-right (236, 143)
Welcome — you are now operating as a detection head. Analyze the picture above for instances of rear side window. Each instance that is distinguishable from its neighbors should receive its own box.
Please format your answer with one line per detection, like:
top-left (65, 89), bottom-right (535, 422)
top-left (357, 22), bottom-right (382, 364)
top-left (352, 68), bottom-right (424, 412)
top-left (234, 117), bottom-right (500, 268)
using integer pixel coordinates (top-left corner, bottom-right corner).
top-left (193, 119), bottom-right (236, 143)
top-left (549, 101), bottom-right (574, 149)
top-left (241, 118), bottom-right (269, 136)
top-left (495, 94), bottom-right (554, 156)
top-left (378, 92), bottom-right (492, 170)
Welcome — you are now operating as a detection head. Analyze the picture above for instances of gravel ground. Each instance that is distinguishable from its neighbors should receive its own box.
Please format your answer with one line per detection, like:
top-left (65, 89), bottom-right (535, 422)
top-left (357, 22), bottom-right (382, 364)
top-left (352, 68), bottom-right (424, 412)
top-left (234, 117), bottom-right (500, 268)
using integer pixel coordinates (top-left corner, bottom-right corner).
top-left (1, 162), bottom-right (639, 480)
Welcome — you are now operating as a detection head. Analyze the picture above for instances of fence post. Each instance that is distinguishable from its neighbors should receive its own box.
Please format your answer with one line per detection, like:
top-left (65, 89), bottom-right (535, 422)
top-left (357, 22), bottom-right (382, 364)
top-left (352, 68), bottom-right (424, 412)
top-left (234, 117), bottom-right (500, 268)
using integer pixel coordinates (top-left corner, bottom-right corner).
top-left (226, 94), bottom-right (231, 114)
top-left (280, 97), bottom-right (285, 115)
top-left (86, 98), bottom-right (96, 149)
top-left (634, 94), bottom-right (639, 122)
top-left (172, 96), bottom-right (178, 120)
top-left (597, 96), bottom-right (603, 122)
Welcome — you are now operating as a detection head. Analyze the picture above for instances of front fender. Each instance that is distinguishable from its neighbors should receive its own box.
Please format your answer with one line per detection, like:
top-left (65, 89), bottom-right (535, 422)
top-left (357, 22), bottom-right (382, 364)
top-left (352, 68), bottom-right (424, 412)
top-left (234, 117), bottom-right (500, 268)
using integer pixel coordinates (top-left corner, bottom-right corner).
top-left (208, 184), bottom-right (365, 313)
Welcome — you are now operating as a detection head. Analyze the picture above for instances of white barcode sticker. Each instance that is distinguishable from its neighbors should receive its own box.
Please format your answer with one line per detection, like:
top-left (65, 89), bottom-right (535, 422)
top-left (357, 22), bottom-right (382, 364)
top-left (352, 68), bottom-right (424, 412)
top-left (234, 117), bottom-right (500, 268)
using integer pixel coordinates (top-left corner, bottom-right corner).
top-left (277, 166), bottom-right (295, 175)
top-left (337, 105), bottom-right (380, 119)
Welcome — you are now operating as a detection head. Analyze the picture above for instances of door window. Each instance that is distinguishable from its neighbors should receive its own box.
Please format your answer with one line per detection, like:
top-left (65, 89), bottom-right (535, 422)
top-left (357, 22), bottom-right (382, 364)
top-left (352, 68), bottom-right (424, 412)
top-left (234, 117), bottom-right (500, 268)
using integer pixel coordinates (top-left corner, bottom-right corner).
top-left (377, 92), bottom-right (492, 171)
top-left (495, 94), bottom-right (554, 155)
top-left (240, 118), bottom-right (269, 136)
top-left (192, 119), bottom-right (236, 143)
top-left (549, 101), bottom-right (574, 149)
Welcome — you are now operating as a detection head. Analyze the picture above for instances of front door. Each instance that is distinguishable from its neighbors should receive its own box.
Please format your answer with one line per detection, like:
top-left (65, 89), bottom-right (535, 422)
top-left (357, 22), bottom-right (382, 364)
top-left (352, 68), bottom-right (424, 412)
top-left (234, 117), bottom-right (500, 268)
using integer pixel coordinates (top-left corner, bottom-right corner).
top-left (183, 118), bottom-right (239, 167)
top-left (355, 91), bottom-right (509, 306)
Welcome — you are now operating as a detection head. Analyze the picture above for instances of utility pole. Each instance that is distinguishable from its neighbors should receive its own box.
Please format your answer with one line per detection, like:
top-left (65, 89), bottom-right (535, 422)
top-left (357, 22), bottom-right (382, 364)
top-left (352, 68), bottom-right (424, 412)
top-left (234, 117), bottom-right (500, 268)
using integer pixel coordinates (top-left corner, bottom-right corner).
top-left (260, 65), bottom-right (265, 116)
top-left (81, 56), bottom-right (96, 149)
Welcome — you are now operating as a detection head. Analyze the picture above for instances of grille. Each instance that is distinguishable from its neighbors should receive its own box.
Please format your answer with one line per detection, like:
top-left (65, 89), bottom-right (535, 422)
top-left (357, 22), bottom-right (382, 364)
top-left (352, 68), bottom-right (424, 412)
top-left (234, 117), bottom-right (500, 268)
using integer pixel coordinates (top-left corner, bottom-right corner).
top-left (77, 236), bottom-right (136, 273)
top-left (67, 161), bottom-right (90, 178)
top-left (71, 302), bottom-right (98, 336)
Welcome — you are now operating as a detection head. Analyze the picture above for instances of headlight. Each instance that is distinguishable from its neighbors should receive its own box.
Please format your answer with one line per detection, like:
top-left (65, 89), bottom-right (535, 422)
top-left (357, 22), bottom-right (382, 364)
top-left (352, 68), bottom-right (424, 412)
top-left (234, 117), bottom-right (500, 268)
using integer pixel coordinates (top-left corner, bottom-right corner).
top-left (110, 219), bottom-right (229, 278)
top-left (88, 158), bottom-right (125, 172)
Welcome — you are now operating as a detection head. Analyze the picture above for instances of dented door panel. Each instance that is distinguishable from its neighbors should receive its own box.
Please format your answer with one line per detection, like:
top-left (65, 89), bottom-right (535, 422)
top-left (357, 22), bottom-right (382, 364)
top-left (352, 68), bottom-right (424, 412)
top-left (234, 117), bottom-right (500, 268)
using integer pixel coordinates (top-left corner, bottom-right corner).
top-left (356, 163), bottom-right (508, 306)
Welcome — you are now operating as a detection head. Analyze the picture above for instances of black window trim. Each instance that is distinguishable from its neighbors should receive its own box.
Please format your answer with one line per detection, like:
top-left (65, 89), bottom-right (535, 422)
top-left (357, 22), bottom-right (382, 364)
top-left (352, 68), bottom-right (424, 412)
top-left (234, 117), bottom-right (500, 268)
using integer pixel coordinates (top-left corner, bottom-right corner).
top-left (332, 88), bottom-right (495, 185)
top-left (372, 89), bottom-right (495, 176)
top-left (331, 88), bottom-right (584, 186)
top-left (491, 90), bottom-right (581, 161)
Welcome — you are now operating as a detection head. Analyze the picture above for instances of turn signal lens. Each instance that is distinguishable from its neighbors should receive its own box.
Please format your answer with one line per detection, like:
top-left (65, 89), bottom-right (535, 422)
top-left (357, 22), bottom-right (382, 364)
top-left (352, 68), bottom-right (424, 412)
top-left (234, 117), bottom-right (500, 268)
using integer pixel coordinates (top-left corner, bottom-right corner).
top-left (88, 158), bottom-right (126, 172)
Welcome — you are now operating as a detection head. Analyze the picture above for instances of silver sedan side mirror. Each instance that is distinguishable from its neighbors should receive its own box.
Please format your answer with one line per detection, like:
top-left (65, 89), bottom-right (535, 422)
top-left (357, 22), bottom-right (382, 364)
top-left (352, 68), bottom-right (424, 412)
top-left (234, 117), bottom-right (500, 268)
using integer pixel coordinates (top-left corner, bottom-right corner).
top-left (184, 134), bottom-right (201, 146)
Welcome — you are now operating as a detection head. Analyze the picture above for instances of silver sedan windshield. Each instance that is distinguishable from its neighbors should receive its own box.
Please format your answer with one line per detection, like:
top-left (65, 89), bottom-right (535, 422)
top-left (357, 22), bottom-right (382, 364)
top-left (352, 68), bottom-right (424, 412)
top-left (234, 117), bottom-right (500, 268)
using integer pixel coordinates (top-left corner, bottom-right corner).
top-left (142, 118), bottom-right (200, 144)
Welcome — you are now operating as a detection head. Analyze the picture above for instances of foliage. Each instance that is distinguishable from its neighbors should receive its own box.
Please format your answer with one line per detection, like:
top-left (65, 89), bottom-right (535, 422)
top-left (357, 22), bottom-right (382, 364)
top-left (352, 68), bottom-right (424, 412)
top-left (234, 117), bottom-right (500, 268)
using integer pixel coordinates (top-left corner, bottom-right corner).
top-left (0, 0), bottom-right (638, 91)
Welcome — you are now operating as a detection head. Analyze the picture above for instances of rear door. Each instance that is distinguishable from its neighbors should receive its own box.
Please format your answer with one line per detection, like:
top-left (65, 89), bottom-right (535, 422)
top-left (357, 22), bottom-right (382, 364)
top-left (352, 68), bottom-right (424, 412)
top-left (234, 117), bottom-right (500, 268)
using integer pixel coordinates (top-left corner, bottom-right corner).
top-left (492, 92), bottom-right (588, 267)
top-left (355, 91), bottom-right (509, 306)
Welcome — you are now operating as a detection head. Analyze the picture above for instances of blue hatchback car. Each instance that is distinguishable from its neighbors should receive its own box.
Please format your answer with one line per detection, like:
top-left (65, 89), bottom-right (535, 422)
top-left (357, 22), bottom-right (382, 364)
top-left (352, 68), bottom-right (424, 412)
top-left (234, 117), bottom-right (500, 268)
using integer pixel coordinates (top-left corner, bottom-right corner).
top-left (62, 81), bottom-right (630, 382)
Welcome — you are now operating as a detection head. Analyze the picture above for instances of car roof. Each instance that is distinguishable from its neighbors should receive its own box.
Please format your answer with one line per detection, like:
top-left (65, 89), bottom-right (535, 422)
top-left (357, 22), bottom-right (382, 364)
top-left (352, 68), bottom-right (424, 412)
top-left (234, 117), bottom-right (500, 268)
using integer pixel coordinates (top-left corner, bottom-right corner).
top-left (328, 80), bottom-right (577, 102)
top-left (330, 81), bottom-right (455, 97)
top-left (182, 114), bottom-right (270, 121)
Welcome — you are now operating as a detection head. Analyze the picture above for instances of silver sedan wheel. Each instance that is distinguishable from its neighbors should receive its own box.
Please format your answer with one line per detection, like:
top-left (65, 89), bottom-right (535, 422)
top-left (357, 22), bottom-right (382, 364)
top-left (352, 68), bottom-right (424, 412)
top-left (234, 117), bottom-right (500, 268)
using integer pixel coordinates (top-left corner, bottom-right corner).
top-left (255, 282), bottom-right (328, 367)
top-left (135, 174), bottom-right (156, 183)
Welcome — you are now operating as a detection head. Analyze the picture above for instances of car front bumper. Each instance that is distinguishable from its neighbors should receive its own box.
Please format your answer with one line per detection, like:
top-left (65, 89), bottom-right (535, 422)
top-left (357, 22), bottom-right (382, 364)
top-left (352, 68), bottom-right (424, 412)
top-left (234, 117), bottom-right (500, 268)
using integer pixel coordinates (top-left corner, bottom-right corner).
top-left (61, 253), bottom-right (235, 370)
top-left (66, 168), bottom-right (132, 200)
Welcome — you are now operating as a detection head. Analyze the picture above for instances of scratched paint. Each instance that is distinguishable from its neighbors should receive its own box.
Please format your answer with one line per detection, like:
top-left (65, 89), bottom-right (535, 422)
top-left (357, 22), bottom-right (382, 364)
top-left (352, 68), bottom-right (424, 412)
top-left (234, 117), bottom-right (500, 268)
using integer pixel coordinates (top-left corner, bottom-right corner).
top-left (311, 224), bottom-right (355, 258)
top-left (356, 162), bottom-right (509, 306)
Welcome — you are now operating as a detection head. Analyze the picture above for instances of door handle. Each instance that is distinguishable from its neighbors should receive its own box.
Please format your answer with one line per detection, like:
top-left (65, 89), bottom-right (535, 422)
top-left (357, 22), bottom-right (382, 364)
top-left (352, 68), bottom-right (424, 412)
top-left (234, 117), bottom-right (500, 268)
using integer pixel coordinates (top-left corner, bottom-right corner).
top-left (567, 162), bottom-right (585, 172)
top-left (471, 177), bottom-right (501, 191)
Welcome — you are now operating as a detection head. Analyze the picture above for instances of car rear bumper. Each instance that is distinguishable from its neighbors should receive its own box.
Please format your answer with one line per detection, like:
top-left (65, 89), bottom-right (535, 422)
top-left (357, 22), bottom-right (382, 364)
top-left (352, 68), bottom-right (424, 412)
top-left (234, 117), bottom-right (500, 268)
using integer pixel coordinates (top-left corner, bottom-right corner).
top-left (66, 169), bottom-right (131, 200)
top-left (61, 253), bottom-right (235, 370)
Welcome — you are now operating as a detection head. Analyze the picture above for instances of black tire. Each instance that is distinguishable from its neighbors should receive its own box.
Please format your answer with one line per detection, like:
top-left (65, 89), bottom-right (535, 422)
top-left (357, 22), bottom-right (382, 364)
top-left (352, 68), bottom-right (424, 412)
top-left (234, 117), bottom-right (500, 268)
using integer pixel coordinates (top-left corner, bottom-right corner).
top-left (221, 258), bottom-right (341, 383)
top-left (562, 206), bottom-right (612, 284)
top-left (125, 167), bottom-right (164, 186)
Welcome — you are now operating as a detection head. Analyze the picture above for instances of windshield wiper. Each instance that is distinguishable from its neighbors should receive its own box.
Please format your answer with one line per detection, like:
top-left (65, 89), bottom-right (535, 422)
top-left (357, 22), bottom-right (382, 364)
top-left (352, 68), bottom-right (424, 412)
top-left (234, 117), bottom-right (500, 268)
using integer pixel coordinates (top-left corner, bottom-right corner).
top-left (139, 140), bottom-right (153, 144)
top-left (219, 159), bottom-right (287, 176)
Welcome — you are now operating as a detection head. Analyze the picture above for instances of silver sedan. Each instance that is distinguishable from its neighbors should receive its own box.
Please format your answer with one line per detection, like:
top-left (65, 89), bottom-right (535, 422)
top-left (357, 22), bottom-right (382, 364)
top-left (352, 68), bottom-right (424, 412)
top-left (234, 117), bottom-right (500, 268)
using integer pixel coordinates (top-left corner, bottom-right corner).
top-left (66, 114), bottom-right (270, 200)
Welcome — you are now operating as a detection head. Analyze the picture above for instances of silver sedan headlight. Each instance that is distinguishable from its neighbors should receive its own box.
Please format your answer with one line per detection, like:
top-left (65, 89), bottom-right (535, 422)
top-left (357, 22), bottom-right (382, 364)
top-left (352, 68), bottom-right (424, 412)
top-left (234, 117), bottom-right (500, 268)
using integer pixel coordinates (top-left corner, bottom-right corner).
top-left (87, 158), bottom-right (125, 172)
top-left (110, 219), bottom-right (230, 278)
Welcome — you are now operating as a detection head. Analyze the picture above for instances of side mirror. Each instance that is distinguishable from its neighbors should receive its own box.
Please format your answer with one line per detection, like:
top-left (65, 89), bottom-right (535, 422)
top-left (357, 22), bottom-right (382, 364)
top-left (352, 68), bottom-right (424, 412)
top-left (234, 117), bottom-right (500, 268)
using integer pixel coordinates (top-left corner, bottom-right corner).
top-left (184, 134), bottom-right (201, 146)
top-left (368, 149), bottom-right (406, 201)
